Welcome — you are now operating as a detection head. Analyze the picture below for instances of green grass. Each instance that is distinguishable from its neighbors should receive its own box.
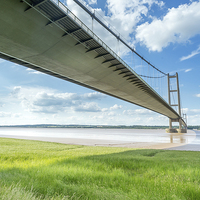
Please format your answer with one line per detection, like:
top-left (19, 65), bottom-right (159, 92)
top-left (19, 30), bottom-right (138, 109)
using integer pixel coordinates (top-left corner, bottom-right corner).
top-left (0, 138), bottom-right (200, 199)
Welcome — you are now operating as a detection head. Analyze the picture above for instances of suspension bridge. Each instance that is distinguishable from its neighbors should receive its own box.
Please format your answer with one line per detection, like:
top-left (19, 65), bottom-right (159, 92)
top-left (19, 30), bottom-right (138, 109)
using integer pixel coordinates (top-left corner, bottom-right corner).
top-left (0, 0), bottom-right (187, 132)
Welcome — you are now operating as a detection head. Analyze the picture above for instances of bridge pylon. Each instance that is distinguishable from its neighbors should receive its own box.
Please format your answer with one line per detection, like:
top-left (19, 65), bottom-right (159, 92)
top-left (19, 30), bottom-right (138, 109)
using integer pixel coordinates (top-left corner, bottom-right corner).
top-left (166, 73), bottom-right (187, 133)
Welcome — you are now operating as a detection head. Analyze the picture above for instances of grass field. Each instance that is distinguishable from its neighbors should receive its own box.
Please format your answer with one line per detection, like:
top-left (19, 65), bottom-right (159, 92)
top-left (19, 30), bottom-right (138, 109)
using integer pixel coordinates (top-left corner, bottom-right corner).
top-left (0, 138), bottom-right (200, 199)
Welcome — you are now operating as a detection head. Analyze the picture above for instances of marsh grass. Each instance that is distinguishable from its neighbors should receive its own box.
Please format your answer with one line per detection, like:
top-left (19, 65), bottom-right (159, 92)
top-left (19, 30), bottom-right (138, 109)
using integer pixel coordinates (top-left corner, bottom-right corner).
top-left (0, 138), bottom-right (200, 199)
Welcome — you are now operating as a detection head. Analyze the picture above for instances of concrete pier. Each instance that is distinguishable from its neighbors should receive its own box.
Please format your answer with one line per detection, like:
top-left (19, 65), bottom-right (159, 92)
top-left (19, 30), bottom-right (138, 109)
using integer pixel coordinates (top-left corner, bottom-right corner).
top-left (166, 129), bottom-right (187, 133)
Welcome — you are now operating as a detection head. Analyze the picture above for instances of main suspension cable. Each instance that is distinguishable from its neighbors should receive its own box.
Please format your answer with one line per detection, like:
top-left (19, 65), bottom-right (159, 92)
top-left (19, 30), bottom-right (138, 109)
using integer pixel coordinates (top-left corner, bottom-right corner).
top-left (73, 0), bottom-right (168, 76)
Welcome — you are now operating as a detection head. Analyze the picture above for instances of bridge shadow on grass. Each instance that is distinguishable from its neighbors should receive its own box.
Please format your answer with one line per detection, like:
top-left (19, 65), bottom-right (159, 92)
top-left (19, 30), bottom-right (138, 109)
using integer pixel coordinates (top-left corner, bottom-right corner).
top-left (1, 147), bottom-right (200, 199)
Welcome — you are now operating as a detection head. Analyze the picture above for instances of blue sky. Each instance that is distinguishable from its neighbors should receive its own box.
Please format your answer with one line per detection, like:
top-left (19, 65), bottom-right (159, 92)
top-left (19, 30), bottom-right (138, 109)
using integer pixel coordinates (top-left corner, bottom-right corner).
top-left (0, 0), bottom-right (200, 125)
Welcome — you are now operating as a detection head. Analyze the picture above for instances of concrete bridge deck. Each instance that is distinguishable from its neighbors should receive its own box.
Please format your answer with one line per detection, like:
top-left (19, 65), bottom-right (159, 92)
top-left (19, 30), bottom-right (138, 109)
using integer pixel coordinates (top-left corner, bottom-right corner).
top-left (0, 0), bottom-right (186, 126)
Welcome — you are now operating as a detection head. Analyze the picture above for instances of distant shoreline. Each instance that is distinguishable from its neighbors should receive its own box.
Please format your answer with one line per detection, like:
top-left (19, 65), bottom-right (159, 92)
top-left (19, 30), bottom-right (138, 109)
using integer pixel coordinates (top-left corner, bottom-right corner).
top-left (0, 124), bottom-right (170, 129)
top-left (0, 124), bottom-right (199, 130)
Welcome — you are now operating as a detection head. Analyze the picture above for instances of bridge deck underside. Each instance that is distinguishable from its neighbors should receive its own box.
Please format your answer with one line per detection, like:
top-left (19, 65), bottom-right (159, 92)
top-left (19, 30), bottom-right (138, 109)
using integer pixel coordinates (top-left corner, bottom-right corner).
top-left (0, 0), bottom-right (185, 124)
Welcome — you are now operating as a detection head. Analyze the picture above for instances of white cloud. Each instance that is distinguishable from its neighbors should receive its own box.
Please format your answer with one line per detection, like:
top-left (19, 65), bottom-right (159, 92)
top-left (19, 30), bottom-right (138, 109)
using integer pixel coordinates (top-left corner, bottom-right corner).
top-left (180, 46), bottom-right (200, 61)
top-left (107, 111), bottom-right (116, 116)
top-left (74, 102), bottom-right (101, 112)
top-left (101, 104), bottom-right (122, 112)
top-left (181, 108), bottom-right (200, 125)
top-left (136, 1), bottom-right (200, 51)
top-left (12, 113), bottom-right (22, 118)
top-left (102, 108), bottom-right (108, 112)
top-left (0, 112), bottom-right (12, 118)
top-left (3, 84), bottom-right (177, 125)
top-left (185, 69), bottom-right (192, 73)
top-left (81, 92), bottom-right (106, 100)
top-left (196, 94), bottom-right (200, 98)
top-left (182, 108), bottom-right (189, 113)
top-left (105, 0), bottom-right (164, 50)
top-left (187, 114), bottom-right (200, 125)
top-left (169, 68), bottom-right (193, 75)
top-left (122, 109), bottom-right (168, 125)
top-left (87, 0), bottom-right (97, 5)
top-left (9, 86), bottom-right (106, 114)
top-left (181, 108), bottom-right (200, 115)
top-left (65, 0), bottom-right (165, 56)
top-left (123, 108), bottom-right (153, 115)
top-left (0, 103), bottom-right (4, 108)
top-left (10, 86), bottom-right (22, 98)
top-left (110, 104), bottom-right (122, 110)
top-left (26, 68), bottom-right (44, 75)
top-left (190, 109), bottom-right (200, 113)
top-left (134, 109), bottom-right (153, 114)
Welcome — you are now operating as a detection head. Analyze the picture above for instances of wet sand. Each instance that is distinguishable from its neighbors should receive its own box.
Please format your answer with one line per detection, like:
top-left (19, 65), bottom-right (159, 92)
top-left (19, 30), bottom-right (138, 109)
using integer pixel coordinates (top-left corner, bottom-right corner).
top-left (0, 135), bottom-right (185, 149)
top-left (0, 129), bottom-right (197, 150)
top-left (166, 130), bottom-right (200, 151)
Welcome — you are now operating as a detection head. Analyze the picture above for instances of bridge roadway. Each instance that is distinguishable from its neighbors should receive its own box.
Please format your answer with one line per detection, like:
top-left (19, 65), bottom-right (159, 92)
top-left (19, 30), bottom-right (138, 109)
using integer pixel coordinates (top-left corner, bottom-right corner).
top-left (0, 0), bottom-right (186, 126)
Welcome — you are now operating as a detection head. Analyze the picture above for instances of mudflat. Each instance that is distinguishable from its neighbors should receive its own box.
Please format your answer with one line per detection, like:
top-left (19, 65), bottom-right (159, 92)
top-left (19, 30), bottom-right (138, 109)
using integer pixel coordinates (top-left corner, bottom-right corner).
top-left (0, 129), bottom-right (196, 150)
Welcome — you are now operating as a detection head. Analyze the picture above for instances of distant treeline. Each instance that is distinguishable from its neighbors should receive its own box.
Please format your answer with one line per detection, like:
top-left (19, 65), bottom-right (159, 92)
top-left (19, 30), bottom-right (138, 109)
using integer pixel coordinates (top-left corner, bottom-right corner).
top-left (0, 124), bottom-right (167, 129)
top-left (187, 126), bottom-right (200, 130)
top-left (0, 124), bottom-right (199, 129)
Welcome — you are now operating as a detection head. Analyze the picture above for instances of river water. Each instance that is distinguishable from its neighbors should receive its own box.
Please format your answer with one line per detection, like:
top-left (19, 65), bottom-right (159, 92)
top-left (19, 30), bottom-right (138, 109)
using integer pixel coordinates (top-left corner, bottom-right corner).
top-left (0, 127), bottom-right (196, 145)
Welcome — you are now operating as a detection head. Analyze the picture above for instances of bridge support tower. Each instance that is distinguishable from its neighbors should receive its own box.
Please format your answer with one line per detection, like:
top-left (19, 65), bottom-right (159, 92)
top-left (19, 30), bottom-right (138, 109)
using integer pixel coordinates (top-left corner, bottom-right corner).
top-left (166, 73), bottom-right (187, 133)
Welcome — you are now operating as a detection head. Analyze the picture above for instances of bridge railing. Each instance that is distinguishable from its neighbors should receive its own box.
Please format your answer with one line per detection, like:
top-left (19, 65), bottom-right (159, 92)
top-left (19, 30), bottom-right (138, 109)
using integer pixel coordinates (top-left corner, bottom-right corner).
top-left (50, 0), bottom-right (155, 87)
